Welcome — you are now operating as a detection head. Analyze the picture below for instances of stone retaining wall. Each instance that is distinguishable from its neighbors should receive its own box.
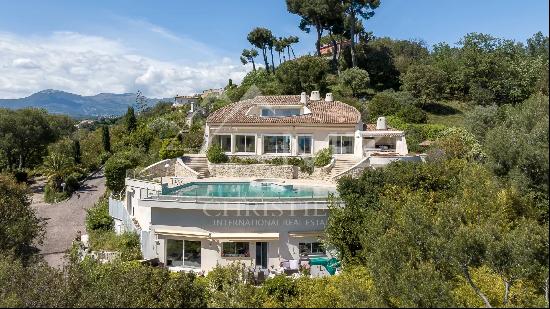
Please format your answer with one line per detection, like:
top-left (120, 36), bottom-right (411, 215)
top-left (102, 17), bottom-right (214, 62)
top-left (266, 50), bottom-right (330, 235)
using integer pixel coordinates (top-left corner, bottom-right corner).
top-left (208, 163), bottom-right (297, 179)
top-left (174, 158), bottom-right (199, 178)
top-left (139, 159), bottom-right (176, 178)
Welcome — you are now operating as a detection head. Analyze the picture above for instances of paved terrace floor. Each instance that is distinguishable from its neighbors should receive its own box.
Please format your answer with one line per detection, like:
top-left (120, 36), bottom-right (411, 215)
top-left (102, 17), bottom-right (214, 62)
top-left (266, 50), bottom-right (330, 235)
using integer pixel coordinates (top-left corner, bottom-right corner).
top-left (30, 170), bottom-right (105, 268)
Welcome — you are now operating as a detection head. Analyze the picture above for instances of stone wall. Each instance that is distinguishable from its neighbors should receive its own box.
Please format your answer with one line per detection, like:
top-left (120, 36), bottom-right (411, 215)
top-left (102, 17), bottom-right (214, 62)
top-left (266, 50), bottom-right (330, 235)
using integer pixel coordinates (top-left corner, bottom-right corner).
top-left (208, 163), bottom-right (297, 179)
top-left (139, 159), bottom-right (176, 178)
top-left (174, 158), bottom-right (199, 178)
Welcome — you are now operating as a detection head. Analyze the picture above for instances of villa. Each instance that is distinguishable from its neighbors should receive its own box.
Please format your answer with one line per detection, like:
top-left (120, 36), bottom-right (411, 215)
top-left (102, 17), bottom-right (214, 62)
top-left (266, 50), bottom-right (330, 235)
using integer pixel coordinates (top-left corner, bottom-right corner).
top-left (109, 91), bottom-right (421, 276)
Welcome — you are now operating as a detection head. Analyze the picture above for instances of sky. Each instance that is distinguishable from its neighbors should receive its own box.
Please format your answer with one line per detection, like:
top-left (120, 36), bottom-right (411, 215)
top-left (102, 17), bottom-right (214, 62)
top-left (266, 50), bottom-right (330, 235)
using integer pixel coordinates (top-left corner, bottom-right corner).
top-left (0, 0), bottom-right (548, 99)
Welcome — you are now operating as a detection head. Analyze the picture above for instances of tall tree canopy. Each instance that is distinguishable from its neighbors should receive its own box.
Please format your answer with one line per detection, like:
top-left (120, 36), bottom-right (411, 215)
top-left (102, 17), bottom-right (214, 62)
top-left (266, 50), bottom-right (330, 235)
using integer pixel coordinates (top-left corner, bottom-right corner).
top-left (247, 27), bottom-right (275, 73)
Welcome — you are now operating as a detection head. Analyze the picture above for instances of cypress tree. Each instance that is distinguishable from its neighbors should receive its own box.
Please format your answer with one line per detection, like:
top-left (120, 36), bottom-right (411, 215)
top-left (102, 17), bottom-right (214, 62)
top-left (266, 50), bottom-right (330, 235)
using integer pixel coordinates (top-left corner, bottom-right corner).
top-left (125, 106), bottom-right (137, 132)
top-left (102, 125), bottom-right (111, 153)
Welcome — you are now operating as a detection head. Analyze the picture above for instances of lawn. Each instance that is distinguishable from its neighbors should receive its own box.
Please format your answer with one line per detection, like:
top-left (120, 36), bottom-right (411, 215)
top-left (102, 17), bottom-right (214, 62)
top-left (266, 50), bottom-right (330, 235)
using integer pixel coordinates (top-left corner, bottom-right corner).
top-left (422, 100), bottom-right (469, 127)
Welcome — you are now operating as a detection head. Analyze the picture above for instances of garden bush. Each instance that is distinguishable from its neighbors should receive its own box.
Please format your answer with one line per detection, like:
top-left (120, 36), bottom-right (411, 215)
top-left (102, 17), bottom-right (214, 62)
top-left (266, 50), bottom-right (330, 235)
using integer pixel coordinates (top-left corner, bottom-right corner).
top-left (85, 197), bottom-right (114, 232)
top-left (206, 144), bottom-right (229, 163)
top-left (314, 148), bottom-right (333, 167)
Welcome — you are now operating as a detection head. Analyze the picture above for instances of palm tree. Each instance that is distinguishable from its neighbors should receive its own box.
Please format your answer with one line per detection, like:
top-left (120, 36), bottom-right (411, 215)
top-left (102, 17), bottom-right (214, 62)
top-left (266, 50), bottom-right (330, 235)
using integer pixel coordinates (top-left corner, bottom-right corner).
top-left (42, 151), bottom-right (73, 190)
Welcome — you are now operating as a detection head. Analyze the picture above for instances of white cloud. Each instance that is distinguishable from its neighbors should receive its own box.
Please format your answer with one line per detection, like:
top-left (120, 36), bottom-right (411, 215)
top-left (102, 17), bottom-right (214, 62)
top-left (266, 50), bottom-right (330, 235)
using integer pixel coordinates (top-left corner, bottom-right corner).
top-left (0, 31), bottom-right (251, 99)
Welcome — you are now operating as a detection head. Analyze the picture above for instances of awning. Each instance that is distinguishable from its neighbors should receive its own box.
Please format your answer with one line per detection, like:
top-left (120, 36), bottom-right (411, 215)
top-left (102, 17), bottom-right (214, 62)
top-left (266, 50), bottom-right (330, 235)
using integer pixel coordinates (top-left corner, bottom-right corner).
top-left (288, 231), bottom-right (324, 238)
top-left (211, 232), bottom-right (279, 241)
top-left (152, 225), bottom-right (211, 238)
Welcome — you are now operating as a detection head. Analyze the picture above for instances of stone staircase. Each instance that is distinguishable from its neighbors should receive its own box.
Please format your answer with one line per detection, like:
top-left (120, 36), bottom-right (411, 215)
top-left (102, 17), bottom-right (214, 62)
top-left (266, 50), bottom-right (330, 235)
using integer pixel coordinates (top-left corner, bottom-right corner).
top-left (326, 158), bottom-right (360, 180)
top-left (181, 155), bottom-right (209, 178)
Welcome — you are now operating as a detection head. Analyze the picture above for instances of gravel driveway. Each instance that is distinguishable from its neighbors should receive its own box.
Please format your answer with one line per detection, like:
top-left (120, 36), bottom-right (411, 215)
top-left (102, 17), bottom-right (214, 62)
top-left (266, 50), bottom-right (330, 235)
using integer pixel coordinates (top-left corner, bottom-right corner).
top-left (31, 170), bottom-right (106, 268)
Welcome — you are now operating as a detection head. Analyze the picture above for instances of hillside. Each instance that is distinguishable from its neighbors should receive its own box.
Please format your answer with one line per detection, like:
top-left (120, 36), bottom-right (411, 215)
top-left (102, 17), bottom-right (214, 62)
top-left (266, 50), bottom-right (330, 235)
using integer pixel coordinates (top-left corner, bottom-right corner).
top-left (0, 89), bottom-right (171, 117)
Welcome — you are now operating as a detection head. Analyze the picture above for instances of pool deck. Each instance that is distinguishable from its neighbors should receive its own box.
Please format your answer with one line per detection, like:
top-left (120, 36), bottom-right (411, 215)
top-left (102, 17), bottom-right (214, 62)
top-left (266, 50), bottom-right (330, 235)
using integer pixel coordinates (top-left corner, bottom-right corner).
top-left (165, 176), bottom-right (336, 189)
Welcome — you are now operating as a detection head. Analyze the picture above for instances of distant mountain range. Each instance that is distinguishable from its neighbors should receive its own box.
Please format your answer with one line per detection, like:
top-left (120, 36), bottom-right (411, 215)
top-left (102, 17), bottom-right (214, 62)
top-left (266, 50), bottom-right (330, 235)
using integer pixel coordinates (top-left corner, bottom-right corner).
top-left (0, 89), bottom-right (172, 118)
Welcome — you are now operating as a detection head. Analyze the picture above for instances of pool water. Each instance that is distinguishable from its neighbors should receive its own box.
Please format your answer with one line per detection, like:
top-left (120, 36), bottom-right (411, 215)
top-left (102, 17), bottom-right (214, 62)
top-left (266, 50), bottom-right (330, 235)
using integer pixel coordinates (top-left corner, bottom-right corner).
top-left (164, 182), bottom-right (336, 198)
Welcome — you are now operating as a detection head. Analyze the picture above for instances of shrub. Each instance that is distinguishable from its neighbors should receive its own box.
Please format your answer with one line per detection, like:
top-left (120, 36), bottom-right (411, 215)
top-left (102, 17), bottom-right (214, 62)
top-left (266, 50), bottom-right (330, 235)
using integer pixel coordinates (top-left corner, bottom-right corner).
top-left (13, 170), bottom-right (28, 183)
top-left (63, 173), bottom-right (80, 194)
top-left (44, 183), bottom-right (69, 203)
top-left (85, 197), bottom-right (114, 232)
top-left (262, 275), bottom-right (298, 306)
top-left (104, 156), bottom-right (135, 196)
top-left (396, 103), bottom-right (428, 124)
top-left (367, 90), bottom-right (426, 123)
top-left (88, 230), bottom-right (142, 261)
top-left (314, 148), bottom-right (333, 167)
top-left (159, 139), bottom-right (184, 160)
top-left (207, 144), bottom-right (228, 163)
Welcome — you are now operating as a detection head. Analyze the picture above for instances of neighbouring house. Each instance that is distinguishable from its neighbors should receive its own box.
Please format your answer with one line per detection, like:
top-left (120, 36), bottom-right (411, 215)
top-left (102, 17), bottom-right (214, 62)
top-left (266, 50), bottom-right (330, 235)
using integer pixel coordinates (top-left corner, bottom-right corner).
top-left (109, 91), bottom-right (421, 275)
top-left (319, 40), bottom-right (351, 56)
top-left (173, 94), bottom-right (200, 112)
top-left (201, 88), bottom-right (225, 98)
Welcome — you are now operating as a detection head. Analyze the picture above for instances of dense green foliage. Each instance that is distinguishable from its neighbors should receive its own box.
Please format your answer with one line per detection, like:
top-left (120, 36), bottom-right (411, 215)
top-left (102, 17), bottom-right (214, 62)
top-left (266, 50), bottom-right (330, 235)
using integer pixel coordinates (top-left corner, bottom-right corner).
top-left (313, 147), bottom-right (333, 167)
top-left (85, 195), bottom-right (114, 232)
top-left (0, 175), bottom-right (45, 261)
top-left (206, 144), bottom-right (229, 164)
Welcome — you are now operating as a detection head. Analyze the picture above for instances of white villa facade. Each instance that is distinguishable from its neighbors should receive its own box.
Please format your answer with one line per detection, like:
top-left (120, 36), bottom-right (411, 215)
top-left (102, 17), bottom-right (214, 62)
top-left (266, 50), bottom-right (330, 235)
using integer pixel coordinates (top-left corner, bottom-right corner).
top-left (109, 92), bottom-right (420, 275)
top-left (205, 91), bottom-right (409, 162)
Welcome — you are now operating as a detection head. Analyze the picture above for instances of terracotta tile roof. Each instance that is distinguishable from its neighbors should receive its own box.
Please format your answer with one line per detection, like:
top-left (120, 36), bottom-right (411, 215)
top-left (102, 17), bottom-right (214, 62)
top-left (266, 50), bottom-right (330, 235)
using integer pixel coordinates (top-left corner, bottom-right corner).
top-left (207, 95), bottom-right (361, 125)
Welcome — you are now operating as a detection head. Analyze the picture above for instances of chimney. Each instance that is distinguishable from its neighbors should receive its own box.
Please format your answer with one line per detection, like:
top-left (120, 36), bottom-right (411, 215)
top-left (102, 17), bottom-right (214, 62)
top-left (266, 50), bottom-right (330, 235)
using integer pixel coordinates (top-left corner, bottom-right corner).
top-left (300, 92), bottom-right (307, 104)
top-left (376, 117), bottom-right (387, 130)
top-left (325, 93), bottom-right (333, 102)
top-left (310, 91), bottom-right (320, 101)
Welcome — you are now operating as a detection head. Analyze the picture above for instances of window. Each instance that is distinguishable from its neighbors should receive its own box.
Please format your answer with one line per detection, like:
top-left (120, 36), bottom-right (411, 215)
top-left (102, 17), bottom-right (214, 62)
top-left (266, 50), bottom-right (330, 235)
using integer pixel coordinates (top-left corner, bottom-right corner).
top-left (329, 136), bottom-right (354, 154)
top-left (261, 108), bottom-right (301, 117)
top-left (166, 239), bottom-right (201, 268)
top-left (299, 242), bottom-right (325, 255)
top-left (166, 239), bottom-right (183, 267)
top-left (263, 136), bottom-right (291, 154)
top-left (297, 136), bottom-right (312, 155)
top-left (236, 135), bottom-right (255, 153)
top-left (222, 242), bottom-right (250, 257)
top-left (213, 135), bottom-right (231, 152)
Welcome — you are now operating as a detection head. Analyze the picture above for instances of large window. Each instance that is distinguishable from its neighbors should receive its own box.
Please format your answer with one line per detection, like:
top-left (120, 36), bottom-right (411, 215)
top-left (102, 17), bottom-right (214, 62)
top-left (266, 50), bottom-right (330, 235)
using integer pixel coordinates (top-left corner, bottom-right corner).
top-left (236, 135), bottom-right (255, 153)
top-left (263, 135), bottom-right (291, 154)
top-left (299, 242), bottom-right (325, 255)
top-left (213, 135), bottom-right (231, 152)
top-left (166, 239), bottom-right (183, 267)
top-left (261, 108), bottom-right (301, 117)
top-left (297, 136), bottom-right (312, 155)
top-left (166, 239), bottom-right (201, 268)
top-left (221, 242), bottom-right (250, 257)
top-left (329, 135), bottom-right (354, 154)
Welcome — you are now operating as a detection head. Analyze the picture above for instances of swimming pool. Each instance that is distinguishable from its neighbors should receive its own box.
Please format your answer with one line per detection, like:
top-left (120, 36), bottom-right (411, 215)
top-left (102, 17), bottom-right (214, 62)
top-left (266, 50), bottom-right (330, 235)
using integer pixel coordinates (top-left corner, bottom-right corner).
top-left (164, 181), bottom-right (336, 198)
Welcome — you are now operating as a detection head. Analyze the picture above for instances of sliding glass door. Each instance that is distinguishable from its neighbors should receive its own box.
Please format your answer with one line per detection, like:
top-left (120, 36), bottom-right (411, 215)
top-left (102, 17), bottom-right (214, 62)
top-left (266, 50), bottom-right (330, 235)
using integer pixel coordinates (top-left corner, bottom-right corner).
top-left (329, 135), bottom-right (354, 154)
top-left (166, 239), bottom-right (201, 268)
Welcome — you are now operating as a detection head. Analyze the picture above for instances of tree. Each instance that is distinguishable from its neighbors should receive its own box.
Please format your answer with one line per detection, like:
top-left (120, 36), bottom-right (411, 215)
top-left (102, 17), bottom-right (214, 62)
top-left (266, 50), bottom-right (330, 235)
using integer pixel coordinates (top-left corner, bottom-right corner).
top-left (341, 0), bottom-right (380, 67)
top-left (286, 36), bottom-right (299, 59)
top-left (0, 108), bottom-right (56, 170)
top-left (104, 156), bottom-right (134, 197)
top-left (275, 56), bottom-right (331, 94)
top-left (247, 27), bottom-right (274, 73)
top-left (286, 0), bottom-right (343, 56)
top-left (240, 48), bottom-right (258, 71)
top-left (401, 64), bottom-right (448, 103)
top-left (0, 175), bottom-right (45, 261)
top-left (125, 106), bottom-right (137, 133)
top-left (72, 140), bottom-right (82, 164)
top-left (42, 139), bottom-right (75, 190)
top-left (339, 67), bottom-right (370, 97)
top-left (102, 125), bottom-right (111, 153)
top-left (135, 90), bottom-right (148, 114)
top-left (274, 38), bottom-right (286, 64)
